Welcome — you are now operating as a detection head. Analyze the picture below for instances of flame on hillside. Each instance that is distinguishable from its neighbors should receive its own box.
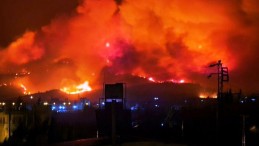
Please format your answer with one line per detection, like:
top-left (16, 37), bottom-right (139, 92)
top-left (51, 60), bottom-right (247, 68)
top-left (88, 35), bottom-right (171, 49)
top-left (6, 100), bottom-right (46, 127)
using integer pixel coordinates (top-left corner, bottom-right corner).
top-left (199, 93), bottom-right (217, 99)
top-left (135, 74), bottom-right (186, 84)
top-left (60, 81), bottom-right (92, 94)
top-left (1, 0), bottom-right (259, 95)
top-left (20, 83), bottom-right (31, 95)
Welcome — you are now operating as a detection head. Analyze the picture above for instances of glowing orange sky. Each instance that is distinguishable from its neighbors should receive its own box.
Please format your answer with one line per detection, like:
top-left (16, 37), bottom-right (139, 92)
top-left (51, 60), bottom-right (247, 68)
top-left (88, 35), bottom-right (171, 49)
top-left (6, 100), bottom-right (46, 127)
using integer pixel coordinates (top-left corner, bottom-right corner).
top-left (0, 0), bottom-right (259, 94)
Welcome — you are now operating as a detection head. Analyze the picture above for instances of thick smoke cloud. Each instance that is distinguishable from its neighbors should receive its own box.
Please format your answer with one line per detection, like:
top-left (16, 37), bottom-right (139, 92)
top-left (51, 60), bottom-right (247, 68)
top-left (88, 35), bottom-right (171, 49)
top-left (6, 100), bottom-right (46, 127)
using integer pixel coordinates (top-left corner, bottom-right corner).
top-left (0, 0), bottom-right (259, 94)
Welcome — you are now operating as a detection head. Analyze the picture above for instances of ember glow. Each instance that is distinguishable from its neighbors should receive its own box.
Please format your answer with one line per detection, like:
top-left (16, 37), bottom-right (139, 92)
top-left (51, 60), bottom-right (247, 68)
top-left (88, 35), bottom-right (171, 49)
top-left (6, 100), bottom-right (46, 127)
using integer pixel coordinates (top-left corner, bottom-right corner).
top-left (60, 81), bottom-right (92, 95)
top-left (20, 84), bottom-right (31, 95)
top-left (140, 75), bottom-right (186, 84)
top-left (148, 77), bottom-right (155, 82)
top-left (199, 93), bottom-right (217, 99)
top-left (0, 0), bottom-right (259, 95)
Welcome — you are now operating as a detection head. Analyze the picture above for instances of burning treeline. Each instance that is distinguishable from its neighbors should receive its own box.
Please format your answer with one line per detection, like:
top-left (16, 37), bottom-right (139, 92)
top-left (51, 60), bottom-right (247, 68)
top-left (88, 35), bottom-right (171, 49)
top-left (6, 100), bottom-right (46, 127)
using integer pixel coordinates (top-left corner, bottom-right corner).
top-left (0, 0), bottom-right (259, 95)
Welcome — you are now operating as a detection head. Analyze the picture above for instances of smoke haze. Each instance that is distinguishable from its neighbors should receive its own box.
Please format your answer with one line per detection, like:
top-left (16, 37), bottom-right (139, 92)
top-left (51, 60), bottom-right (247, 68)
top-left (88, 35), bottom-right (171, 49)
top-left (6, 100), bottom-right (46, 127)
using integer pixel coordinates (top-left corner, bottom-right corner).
top-left (0, 0), bottom-right (259, 94)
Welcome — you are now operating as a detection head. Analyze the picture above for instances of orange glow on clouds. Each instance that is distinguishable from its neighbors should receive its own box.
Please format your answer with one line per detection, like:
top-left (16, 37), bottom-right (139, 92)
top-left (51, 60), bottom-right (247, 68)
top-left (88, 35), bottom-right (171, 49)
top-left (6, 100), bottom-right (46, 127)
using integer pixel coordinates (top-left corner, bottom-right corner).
top-left (1, 32), bottom-right (44, 66)
top-left (1, 0), bottom-right (259, 94)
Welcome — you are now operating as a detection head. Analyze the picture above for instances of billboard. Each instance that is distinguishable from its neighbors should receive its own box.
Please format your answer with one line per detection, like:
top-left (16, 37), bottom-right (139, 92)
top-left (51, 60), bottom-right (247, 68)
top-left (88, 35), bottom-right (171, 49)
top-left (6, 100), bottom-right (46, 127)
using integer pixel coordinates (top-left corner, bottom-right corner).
top-left (105, 83), bottom-right (124, 99)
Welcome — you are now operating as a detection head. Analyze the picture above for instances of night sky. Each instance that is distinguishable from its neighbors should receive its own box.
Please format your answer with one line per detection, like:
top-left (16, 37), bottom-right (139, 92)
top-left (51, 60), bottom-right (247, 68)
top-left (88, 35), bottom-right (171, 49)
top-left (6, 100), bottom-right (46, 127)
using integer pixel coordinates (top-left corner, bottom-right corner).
top-left (0, 0), bottom-right (259, 95)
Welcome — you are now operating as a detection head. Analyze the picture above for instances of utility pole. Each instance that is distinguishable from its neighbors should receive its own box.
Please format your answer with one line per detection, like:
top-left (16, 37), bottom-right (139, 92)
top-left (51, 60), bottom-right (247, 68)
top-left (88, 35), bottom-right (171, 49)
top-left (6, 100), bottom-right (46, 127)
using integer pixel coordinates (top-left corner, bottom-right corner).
top-left (208, 60), bottom-right (229, 145)
top-left (208, 60), bottom-right (229, 99)
top-left (242, 115), bottom-right (246, 146)
top-left (111, 100), bottom-right (116, 146)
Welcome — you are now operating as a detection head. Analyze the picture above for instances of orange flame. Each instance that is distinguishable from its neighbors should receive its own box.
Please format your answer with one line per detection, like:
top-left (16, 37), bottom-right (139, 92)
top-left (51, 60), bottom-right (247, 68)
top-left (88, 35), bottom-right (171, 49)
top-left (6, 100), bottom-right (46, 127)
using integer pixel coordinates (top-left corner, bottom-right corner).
top-left (20, 83), bottom-right (31, 95)
top-left (199, 93), bottom-right (217, 99)
top-left (135, 74), bottom-right (186, 84)
top-left (2, 0), bottom-right (259, 94)
top-left (60, 81), bottom-right (92, 94)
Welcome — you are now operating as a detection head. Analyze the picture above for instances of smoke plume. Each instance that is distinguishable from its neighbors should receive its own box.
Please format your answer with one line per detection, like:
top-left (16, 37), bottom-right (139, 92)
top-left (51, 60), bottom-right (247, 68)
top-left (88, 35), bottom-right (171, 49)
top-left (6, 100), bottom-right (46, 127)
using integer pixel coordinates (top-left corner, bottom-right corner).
top-left (0, 0), bottom-right (259, 94)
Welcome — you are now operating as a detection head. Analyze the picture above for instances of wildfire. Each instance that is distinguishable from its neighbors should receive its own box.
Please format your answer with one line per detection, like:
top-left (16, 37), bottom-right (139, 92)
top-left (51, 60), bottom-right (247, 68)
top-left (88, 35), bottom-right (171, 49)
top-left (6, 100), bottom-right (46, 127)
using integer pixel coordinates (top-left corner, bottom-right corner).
top-left (2, 0), bottom-right (258, 94)
top-left (148, 77), bottom-right (155, 82)
top-left (137, 74), bottom-right (186, 84)
top-left (60, 81), bottom-right (92, 94)
top-left (20, 84), bottom-right (31, 95)
top-left (199, 93), bottom-right (217, 99)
